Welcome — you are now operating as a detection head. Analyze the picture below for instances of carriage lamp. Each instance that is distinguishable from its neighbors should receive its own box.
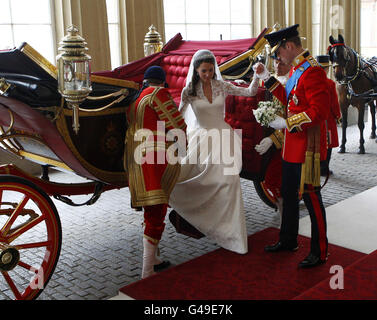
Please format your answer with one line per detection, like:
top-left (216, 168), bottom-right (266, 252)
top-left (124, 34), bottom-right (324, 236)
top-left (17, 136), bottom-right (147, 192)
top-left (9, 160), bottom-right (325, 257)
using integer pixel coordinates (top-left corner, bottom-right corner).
top-left (56, 25), bottom-right (92, 134)
top-left (143, 25), bottom-right (163, 57)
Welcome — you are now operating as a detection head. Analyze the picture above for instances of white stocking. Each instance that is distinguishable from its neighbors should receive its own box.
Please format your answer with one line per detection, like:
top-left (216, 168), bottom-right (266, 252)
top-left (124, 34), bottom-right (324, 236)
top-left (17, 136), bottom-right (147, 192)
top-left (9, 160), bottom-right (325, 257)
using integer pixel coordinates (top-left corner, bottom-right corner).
top-left (142, 237), bottom-right (158, 279)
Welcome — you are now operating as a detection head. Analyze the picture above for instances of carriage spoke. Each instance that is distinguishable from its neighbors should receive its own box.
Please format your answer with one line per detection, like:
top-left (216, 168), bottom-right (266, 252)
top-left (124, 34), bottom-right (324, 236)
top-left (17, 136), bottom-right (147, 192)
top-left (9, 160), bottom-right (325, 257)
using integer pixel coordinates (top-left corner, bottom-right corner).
top-left (0, 196), bottom-right (30, 237)
top-left (1, 271), bottom-right (22, 300)
top-left (15, 241), bottom-right (51, 250)
top-left (17, 260), bottom-right (35, 272)
top-left (6, 215), bottom-right (45, 243)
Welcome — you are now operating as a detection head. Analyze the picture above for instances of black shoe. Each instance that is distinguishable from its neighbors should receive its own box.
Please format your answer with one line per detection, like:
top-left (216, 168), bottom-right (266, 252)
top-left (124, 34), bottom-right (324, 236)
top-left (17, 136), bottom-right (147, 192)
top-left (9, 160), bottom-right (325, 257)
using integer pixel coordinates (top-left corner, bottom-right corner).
top-left (320, 170), bottom-right (329, 177)
top-left (321, 169), bottom-right (333, 177)
top-left (169, 210), bottom-right (205, 239)
top-left (264, 241), bottom-right (299, 253)
top-left (153, 260), bottom-right (171, 272)
top-left (298, 253), bottom-right (327, 268)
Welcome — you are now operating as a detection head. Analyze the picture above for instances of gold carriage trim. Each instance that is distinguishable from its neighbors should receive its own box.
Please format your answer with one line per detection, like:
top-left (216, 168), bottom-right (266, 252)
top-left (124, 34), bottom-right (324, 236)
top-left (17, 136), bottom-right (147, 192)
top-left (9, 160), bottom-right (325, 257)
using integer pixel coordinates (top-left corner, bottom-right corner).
top-left (269, 130), bottom-right (284, 149)
top-left (21, 43), bottom-right (139, 89)
top-left (90, 75), bottom-right (139, 90)
top-left (286, 112), bottom-right (311, 132)
top-left (21, 43), bottom-right (58, 80)
top-left (18, 150), bottom-right (72, 171)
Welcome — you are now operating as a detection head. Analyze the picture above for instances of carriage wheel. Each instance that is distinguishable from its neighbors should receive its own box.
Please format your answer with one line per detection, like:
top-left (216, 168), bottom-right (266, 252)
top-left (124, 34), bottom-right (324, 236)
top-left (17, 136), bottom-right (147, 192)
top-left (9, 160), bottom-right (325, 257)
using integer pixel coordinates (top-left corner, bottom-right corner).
top-left (0, 175), bottom-right (61, 300)
top-left (253, 180), bottom-right (277, 209)
top-left (253, 150), bottom-right (282, 209)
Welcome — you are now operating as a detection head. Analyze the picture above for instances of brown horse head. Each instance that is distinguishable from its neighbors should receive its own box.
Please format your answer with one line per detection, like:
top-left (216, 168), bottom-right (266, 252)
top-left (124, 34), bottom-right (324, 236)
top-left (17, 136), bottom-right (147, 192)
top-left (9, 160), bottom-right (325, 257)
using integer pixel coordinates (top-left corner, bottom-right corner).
top-left (328, 34), bottom-right (353, 82)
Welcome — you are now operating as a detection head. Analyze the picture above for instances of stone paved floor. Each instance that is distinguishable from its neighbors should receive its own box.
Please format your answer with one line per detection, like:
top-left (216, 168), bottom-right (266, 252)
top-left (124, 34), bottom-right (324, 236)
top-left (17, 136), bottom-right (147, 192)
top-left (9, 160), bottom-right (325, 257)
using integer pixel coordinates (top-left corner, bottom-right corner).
top-left (2, 121), bottom-right (377, 300)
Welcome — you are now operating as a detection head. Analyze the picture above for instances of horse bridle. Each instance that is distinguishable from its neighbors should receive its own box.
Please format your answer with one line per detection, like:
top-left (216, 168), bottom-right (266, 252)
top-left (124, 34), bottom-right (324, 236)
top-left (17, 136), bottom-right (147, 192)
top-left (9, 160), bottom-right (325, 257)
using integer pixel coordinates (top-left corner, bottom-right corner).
top-left (328, 43), bottom-right (362, 85)
top-left (328, 43), bottom-right (377, 99)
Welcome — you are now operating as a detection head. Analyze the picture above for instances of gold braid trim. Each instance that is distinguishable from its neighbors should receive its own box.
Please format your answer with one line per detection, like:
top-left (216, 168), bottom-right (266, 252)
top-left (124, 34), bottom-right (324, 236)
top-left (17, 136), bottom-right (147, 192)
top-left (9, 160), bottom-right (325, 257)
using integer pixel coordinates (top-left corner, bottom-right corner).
top-left (124, 88), bottom-right (181, 208)
top-left (286, 112), bottom-right (311, 132)
top-left (264, 76), bottom-right (280, 93)
top-left (143, 234), bottom-right (159, 245)
top-left (269, 130), bottom-right (284, 149)
top-left (151, 88), bottom-right (186, 131)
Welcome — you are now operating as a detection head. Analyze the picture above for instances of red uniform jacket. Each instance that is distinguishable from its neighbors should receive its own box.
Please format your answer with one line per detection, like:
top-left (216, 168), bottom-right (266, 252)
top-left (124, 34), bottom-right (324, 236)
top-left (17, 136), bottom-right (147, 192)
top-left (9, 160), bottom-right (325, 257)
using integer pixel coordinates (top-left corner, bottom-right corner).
top-left (125, 86), bottom-right (186, 207)
top-left (265, 51), bottom-right (330, 164)
top-left (326, 79), bottom-right (341, 148)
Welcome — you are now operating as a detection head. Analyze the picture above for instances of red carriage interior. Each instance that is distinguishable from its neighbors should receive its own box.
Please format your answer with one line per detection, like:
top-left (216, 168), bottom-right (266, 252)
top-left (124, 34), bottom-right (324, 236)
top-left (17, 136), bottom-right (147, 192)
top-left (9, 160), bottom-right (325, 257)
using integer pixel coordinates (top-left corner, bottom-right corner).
top-left (95, 33), bottom-right (268, 177)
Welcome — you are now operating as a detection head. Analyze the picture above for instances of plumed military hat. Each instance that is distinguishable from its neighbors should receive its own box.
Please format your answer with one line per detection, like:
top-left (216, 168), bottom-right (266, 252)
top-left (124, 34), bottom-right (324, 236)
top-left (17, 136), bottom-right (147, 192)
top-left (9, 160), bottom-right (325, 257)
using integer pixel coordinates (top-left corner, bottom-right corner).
top-left (143, 65), bottom-right (166, 82)
top-left (264, 24), bottom-right (300, 56)
top-left (316, 55), bottom-right (331, 68)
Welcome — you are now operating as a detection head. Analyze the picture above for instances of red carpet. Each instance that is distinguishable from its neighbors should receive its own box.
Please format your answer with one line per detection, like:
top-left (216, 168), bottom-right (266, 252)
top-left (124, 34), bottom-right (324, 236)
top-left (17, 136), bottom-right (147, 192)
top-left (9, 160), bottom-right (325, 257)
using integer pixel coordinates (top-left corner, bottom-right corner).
top-left (120, 228), bottom-right (365, 300)
top-left (294, 249), bottom-right (377, 300)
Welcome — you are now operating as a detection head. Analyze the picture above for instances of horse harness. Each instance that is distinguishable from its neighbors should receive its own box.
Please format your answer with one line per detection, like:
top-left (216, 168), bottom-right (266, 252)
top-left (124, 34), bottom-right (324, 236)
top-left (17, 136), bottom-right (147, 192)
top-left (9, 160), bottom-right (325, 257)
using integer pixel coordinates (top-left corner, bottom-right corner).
top-left (328, 42), bottom-right (377, 100)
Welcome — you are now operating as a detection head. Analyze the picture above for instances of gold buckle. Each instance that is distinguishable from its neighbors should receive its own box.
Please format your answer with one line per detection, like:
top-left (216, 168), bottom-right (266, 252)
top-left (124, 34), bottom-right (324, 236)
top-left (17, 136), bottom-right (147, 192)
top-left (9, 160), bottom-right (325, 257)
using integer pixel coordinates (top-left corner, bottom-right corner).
top-left (0, 78), bottom-right (11, 96)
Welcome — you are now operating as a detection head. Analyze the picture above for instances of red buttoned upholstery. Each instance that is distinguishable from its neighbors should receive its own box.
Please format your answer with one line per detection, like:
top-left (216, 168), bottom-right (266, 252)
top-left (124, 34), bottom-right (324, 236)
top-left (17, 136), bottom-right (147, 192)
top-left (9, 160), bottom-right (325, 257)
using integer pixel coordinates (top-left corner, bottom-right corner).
top-left (224, 87), bottom-right (265, 175)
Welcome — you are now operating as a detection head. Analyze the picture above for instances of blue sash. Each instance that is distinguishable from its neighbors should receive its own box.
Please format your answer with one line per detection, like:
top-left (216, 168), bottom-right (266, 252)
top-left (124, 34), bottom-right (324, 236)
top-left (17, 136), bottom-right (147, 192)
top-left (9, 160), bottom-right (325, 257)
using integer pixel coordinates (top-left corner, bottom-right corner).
top-left (285, 61), bottom-right (311, 104)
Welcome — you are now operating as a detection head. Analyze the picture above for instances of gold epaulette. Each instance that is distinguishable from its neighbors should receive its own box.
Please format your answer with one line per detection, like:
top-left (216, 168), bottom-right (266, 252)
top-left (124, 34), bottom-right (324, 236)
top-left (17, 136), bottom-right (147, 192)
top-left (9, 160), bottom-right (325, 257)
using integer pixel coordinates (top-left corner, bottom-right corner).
top-left (286, 112), bottom-right (311, 132)
top-left (307, 55), bottom-right (320, 67)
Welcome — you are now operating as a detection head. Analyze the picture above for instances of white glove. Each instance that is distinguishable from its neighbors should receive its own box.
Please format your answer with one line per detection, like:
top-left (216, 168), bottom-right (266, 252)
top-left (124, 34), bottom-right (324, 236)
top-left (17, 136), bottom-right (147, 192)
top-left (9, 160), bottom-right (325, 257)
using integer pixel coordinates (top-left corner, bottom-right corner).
top-left (269, 116), bottom-right (287, 130)
top-left (234, 79), bottom-right (247, 85)
top-left (253, 62), bottom-right (271, 81)
top-left (255, 137), bottom-right (273, 155)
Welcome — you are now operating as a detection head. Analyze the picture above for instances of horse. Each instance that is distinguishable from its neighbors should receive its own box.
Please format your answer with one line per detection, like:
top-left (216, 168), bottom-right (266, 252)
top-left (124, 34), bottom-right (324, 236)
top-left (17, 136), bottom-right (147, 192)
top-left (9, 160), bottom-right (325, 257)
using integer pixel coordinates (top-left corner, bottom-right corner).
top-left (328, 34), bottom-right (377, 154)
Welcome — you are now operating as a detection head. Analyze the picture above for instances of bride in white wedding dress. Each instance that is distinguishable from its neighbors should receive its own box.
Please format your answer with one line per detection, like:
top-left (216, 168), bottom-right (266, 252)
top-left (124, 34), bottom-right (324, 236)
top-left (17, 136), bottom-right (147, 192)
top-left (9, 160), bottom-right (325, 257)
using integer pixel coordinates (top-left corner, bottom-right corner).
top-left (169, 49), bottom-right (259, 254)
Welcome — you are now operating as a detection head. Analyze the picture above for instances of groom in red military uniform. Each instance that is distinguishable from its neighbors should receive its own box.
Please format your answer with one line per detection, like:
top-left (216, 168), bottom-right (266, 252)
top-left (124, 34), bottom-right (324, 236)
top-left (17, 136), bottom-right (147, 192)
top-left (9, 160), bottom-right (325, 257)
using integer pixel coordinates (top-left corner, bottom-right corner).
top-left (124, 66), bottom-right (186, 278)
top-left (254, 24), bottom-right (330, 268)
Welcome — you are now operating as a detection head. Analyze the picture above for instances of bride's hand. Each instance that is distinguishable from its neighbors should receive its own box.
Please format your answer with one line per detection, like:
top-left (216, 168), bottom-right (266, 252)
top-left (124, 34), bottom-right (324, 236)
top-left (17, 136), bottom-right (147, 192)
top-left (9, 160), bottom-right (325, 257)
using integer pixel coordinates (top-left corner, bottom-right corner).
top-left (253, 63), bottom-right (270, 81)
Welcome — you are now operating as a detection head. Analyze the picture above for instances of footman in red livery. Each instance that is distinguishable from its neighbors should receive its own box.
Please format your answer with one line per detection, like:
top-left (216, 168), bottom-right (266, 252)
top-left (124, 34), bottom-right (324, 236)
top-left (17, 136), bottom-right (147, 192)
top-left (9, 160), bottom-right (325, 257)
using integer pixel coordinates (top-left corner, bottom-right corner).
top-left (125, 66), bottom-right (186, 279)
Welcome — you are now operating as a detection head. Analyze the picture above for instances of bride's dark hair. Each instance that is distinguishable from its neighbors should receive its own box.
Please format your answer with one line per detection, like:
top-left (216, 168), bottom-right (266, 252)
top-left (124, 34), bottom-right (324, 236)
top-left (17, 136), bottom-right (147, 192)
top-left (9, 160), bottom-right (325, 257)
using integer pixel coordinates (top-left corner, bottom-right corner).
top-left (188, 55), bottom-right (217, 97)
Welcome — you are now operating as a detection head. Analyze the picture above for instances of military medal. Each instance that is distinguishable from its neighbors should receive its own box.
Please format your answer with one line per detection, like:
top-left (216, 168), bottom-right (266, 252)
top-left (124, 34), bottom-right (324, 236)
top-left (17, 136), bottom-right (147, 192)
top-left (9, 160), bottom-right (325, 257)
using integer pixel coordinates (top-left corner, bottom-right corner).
top-left (293, 94), bottom-right (299, 105)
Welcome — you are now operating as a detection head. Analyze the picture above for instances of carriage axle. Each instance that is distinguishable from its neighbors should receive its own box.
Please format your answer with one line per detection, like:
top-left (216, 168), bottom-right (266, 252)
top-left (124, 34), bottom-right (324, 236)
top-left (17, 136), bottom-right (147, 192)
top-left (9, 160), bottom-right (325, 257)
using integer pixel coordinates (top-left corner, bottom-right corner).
top-left (0, 244), bottom-right (20, 272)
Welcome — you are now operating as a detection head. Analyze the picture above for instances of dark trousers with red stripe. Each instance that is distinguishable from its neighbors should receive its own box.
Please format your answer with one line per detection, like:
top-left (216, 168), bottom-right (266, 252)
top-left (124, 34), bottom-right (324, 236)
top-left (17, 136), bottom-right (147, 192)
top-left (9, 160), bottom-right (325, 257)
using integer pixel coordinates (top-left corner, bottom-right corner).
top-left (280, 160), bottom-right (328, 260)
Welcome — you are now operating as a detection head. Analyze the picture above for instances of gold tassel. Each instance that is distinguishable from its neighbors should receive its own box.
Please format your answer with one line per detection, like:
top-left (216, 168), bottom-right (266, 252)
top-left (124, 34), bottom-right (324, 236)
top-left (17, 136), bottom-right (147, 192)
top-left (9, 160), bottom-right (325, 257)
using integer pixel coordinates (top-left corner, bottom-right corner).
top-left (305, 151), bottom-right (314, 183)
top-left (313, 152), bottom-right (321, 187)
top-left (299, 163), bottom-right (306, 199)
top-left (300, 151), bottom-right (314, 197)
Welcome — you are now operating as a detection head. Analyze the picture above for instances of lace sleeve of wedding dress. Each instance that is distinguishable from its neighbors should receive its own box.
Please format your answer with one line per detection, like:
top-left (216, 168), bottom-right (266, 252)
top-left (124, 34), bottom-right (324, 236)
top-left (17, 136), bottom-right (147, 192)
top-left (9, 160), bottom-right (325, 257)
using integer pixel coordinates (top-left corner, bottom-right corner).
top-left (179, 87), bottom-right (199, 131)
top-left (222, 76), bottom-right (259, 97)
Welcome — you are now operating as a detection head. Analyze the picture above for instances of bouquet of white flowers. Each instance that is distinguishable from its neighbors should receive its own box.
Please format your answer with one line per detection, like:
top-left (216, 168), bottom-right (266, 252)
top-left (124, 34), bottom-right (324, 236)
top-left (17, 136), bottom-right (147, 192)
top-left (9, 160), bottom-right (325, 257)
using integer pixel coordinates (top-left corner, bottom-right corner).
top-left (253, 100), bottom-right (285, 127)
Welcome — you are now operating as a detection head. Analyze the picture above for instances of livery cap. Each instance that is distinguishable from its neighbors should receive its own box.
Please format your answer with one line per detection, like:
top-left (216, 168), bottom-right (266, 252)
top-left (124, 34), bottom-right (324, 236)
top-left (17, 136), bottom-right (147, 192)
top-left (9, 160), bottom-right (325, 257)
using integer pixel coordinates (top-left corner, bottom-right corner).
top-left (143, 65), bottom-right (166, 82)
top-left (316, 55), bottom-right (331, 68)
top-left (264, 24), bottom-right (300, 57)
